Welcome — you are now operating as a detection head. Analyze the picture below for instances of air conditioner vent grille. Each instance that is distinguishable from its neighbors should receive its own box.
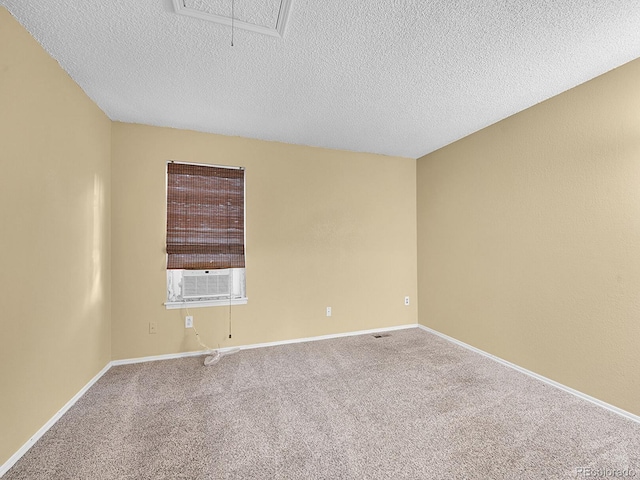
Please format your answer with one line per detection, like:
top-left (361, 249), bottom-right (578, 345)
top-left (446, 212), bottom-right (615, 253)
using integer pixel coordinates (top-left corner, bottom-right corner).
top-left (183, 272), bottom-right (230, 298)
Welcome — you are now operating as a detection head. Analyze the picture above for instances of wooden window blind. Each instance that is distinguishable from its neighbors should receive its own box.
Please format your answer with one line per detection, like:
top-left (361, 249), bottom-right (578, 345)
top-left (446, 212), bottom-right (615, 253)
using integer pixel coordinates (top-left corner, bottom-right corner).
top-left (166, 162), bottom-right (245, 270)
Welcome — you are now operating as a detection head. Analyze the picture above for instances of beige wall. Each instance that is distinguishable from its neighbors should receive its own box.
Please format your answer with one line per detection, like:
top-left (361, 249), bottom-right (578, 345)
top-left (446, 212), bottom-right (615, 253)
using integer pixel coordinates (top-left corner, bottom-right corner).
top-left (417, 58), bottom-right (640, 416)
top-left (0, 8), bottom-right (112, 466)
top-left (111, 123), bottom-right (417, 360)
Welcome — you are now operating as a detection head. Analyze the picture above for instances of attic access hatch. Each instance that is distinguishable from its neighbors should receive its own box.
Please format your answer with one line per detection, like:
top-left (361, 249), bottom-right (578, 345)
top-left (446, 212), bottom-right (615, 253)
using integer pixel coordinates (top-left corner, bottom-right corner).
top-left (172, 0), bottom-right (294, 38)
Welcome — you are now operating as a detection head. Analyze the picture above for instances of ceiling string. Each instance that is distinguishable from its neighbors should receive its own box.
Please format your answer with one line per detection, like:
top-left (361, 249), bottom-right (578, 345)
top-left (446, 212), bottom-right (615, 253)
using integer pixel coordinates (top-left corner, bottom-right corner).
top-left (231, 0), bottom-right (234, 46)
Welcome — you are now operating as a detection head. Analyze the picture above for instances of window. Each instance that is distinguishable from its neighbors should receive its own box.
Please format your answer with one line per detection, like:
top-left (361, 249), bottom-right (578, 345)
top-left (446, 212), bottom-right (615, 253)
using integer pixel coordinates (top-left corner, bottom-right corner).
top-left (165, 162), bottom-right (247, 308)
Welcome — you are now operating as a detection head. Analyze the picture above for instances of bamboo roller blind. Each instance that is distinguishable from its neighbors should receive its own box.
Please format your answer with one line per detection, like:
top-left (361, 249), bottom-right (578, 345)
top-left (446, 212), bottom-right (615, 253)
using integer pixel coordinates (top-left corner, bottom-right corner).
top-left (166, 162), bottom-right (245, 270)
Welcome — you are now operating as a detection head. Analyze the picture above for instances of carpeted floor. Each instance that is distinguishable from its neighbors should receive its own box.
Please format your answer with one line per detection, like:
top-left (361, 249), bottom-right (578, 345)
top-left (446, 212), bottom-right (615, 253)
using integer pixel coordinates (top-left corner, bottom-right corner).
top-left (4, 328), bottom-right (639, 479)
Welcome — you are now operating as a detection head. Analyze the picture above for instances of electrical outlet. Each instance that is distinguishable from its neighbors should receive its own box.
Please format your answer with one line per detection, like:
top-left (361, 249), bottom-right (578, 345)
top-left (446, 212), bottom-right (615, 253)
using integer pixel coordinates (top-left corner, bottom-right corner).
top-left (326, 306), bottom-right (332, 317)
top-left (185, 316), bottom-right (193, 328)
top-left (149, 322), bottom-right (157, 334)
top-left (404, 296), bottom-right (410, 306)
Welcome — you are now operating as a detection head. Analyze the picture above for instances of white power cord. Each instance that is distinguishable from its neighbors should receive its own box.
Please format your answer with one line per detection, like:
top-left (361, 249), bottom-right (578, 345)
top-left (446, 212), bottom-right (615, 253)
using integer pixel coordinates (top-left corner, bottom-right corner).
top-left (186, 304), bottom-right (240, 367)
top-left (203, 347), bottom-right (240, 366)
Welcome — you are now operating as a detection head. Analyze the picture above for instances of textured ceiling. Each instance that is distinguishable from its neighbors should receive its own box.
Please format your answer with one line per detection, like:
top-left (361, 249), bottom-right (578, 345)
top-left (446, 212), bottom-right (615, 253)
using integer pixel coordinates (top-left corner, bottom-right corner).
top-left (2, 0), bottom-right (640, 158)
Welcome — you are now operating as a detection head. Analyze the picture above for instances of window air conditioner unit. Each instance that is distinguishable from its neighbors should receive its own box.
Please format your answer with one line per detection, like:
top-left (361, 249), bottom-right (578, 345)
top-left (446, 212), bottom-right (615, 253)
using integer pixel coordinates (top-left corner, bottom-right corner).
top-left (182, 269), bottom-right (231, 299)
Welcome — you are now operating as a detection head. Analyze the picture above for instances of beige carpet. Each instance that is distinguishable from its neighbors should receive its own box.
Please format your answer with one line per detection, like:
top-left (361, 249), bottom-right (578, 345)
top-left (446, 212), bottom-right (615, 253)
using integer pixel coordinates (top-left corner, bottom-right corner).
top-left (5, 328), bottom-right (639, 479)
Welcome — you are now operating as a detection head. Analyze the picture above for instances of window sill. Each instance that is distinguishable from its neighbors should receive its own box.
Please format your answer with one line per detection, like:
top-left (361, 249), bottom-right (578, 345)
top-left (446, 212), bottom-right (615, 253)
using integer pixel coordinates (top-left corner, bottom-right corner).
top-left (164, 298), bottom-right (248, 309)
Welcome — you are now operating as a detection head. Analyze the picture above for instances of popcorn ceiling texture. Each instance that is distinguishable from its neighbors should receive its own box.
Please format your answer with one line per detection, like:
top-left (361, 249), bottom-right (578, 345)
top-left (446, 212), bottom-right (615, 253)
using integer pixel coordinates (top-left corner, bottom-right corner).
top-left (2, 0), bottom-right (640, 158)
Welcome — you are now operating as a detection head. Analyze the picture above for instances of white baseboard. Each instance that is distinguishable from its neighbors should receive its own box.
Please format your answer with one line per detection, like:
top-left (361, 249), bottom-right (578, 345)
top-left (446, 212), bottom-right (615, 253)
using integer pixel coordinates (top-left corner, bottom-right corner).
top-left (110, 349), bottom-right (212, 366)
top-left (417, 324), bottom-right (640, 424)
top-left (111, 324), bottom-right (419, 366)
top-left (0, 362), bottom-right (112, 478)
top-left (234, 323), bottom-right (419, 352)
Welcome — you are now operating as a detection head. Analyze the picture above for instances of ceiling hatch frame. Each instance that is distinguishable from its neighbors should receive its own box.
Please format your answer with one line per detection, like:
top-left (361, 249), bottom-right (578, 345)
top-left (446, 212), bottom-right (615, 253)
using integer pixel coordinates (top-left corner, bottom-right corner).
top-left (172, 0), bottom-right (294, 38)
